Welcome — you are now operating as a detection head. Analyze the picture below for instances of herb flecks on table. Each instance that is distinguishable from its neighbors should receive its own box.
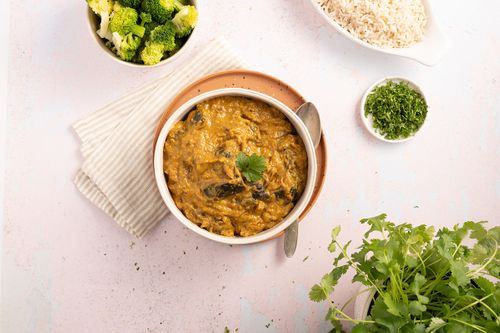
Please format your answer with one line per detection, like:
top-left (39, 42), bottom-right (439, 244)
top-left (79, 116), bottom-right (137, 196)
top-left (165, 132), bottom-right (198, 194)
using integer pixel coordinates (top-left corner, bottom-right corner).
top-left (310, 214), bottom-right (500, 333)
top-left (236, 153), bottom-right (267, 182)
top-left (365, 81), bottom-right (428, 140)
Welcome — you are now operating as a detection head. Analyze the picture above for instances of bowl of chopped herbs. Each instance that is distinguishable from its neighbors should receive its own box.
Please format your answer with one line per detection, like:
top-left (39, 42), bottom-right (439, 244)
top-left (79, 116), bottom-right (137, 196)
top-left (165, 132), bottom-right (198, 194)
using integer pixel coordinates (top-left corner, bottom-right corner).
top-left (361, 77), bottom-right (428, 143)
top-left (86, 0), bottom-right (198, 67)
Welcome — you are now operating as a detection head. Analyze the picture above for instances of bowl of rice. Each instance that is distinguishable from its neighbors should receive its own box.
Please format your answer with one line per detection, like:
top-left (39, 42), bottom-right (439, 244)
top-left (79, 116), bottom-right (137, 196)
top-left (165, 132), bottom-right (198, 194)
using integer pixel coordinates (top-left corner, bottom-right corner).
top-left (312, 0), bottom-right (448, 66)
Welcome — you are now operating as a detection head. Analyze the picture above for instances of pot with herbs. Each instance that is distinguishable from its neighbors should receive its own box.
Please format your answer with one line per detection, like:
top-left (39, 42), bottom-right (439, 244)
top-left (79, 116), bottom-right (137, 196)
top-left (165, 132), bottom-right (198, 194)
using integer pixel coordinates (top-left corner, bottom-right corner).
top-left (310, 214), bottom-right (500, 333)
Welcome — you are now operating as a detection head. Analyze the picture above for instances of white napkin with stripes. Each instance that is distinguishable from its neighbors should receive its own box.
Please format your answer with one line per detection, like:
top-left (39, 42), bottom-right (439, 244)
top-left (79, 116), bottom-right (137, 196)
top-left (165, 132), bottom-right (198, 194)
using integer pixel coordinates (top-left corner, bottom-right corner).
top-left (73, 39), bottom-right (247, 238)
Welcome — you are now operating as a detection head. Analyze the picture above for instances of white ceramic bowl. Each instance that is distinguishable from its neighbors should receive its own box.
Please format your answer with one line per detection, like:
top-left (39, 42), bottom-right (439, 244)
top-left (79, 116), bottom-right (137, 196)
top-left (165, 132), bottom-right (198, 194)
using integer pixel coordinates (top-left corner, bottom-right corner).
top-left (86, 0), bottom-right (198, 67)
top-left (360, 77), bottom-right (428, 143)
top-left (153, 88), bottom-right (318, 245)
top-left (353, 286), bottom-right (377, 320)
top-left (310, 0), bottom-right (448, 66)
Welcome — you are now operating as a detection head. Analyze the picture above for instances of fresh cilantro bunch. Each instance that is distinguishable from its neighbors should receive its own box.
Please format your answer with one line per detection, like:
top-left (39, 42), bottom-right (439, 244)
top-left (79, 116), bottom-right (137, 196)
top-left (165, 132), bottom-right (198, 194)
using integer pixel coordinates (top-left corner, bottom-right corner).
top-left (310, 214), bottom-right (500, 333)
top-left (236, 153), bottom-right (267, 182)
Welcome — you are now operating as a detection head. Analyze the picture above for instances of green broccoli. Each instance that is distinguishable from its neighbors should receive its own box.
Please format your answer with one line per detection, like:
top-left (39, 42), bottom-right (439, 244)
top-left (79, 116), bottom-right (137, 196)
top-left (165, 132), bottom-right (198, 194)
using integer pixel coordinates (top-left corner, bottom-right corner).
top-left (151, 21), bottom-right (176, 49)
top-left (116, 33), bottom-right (142, 60)
top-left (140, 22), bottom-right (176, 65)
top-left (110, 7), bottom-right (146, 38)
top-left (141, 0), bottom-right (185, 23)
top-left (87, 0), bottom-right (114, 16)
top-left (113, 1), bottom-right (123, 11)
top-left (88, 0), bottom-right (115, 40)
top-left (134, 12), bottom-right (157, 60)
top-left (171, 5), bottom-right (197, 37)
top-left (140, 42), bottom-right (165, 65)
top-left (139, 12), bottom-right (153, 25)
top-left (117, 0), bottom-right (141, 8)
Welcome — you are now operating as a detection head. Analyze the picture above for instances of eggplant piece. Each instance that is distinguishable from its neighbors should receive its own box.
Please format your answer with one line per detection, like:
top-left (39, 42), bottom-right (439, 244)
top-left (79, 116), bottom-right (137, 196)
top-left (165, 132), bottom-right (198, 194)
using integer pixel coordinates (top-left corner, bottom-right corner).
top-left (274, 188), bottom-right (300, 203)
top-left (252, 191), bottom-right (270, 201)
top-left (251, 183), bottom-right (269, 201)
top-left (215, 147), bottom-right (232, 158)
top-left (274, 189), bottom-right (286, 199)
top-left (191, 111), bottom-right (204, 123)
top-left (203, 183), bottom-right (244, 198)
top-left (290, 187), bottom-right (300, 204)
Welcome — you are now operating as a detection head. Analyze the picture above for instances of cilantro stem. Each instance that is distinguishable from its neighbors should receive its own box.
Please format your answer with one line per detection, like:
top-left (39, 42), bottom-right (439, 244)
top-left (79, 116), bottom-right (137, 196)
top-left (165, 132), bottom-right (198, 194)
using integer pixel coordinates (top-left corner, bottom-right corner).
top-left (332, 317), bottom-right (376, 324)
top-left (335, 240), bottom-right (383, 295)
top-left (329, 300), bottom-right (375, 324)
top-left (447, 293), bottom-right (494, 318)
top-left (421, 267), bottom-right (449, 297)
top-left (447, 318), bottom-right (487, 333)
top-left (340, 288), bottom-right (373, 312)
top-left (324, 292), bottom-right (376, 327)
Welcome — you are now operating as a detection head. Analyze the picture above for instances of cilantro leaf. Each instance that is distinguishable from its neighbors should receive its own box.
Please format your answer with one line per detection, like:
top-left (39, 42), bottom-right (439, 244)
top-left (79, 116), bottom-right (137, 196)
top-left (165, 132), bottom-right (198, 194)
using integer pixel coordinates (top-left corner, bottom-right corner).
top-left (308, 265), bottom-right (349, 303)
top-left (309, 284), bottom-right (327, 302)
top-left (409, 300), bottom-right (427, 316)
top-left (235, 152), bottom-right (266, 182)
top-left (426, 318), bottom-right (446, 332)
top-left (328, 225), bottom-right (342, 252)
top-left (351, 325), bottom-right (371, 333)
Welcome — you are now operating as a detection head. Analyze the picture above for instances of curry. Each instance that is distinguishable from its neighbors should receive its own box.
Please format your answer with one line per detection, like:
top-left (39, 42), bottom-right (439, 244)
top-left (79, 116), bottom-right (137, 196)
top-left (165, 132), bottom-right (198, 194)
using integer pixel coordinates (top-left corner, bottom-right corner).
top-left (163, 96), bottom-right (308, 237)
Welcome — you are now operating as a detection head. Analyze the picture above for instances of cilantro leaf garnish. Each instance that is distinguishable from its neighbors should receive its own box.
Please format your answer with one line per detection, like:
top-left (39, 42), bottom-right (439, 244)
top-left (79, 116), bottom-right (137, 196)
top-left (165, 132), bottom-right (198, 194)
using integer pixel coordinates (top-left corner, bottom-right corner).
top-left (236, 152), bottom-right (266, 182)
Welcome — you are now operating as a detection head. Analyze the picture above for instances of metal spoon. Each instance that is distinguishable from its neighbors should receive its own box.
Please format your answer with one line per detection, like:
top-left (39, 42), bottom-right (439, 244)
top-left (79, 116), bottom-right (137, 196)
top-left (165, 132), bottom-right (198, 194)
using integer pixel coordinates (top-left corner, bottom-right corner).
top-left (284, 102), bottom-right (322, 258)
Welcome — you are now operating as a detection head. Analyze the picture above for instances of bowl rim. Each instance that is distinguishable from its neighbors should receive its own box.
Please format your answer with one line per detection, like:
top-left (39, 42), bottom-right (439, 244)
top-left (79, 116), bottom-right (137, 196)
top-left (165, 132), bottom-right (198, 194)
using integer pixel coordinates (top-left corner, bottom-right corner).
top-left (309, 0), bottom-right (449, 66)
top-left (153, 88), bottom-right (318, 245)
top-left (360, 76), bottom-right (428, 143)
top-left (85, 0), bottom-right (198, 68)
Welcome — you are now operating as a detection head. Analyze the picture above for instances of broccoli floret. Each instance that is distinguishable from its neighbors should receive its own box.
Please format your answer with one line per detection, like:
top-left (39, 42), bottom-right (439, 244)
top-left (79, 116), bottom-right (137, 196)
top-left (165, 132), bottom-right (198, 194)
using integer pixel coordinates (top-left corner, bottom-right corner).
top-left (171, 5), bottom-right (197, 37)
top-left (111, 31), bottom-right (123, 49)
top-left (141, 0), bottom-right (184, 23)
top-left (116, 33), bottom-right (142, 60)
top-left (113, 1), bottom-right (123, 11)
top-left (88, 0), bottom-right (115, 40)
top-left (117, 0), bottom-right (141, 8)
top-left (151, 21), bottom-right (177, 50)
top-left (140, 12), bottom-right (153, 25)
top-left (140, 42), bottom-right (165, 65)
top-left (87, 0), bottom-right (114, 16)
top-left (134, 12), bottom-right (158, 59)
top-left (110, 7), bottom-right (146, 38)
top-left (139, 22), bottom-right (176, 65)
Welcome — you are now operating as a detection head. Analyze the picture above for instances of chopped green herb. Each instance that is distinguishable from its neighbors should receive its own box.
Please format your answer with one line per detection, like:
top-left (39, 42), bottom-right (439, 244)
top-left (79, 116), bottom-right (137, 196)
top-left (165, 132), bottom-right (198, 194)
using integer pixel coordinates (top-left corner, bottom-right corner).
top-left (364, 81), bottom-right (427, 140)
top-left (303, 256), bottom-right (309, 262)
top-left (236, 153), bottom-right (266, 182)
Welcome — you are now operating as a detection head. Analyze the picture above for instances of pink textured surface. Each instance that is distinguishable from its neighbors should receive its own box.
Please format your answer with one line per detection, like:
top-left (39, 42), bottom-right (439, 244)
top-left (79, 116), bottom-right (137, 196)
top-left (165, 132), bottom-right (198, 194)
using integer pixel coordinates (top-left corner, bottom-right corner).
top-left (2, 0), bottom-right (500, 332)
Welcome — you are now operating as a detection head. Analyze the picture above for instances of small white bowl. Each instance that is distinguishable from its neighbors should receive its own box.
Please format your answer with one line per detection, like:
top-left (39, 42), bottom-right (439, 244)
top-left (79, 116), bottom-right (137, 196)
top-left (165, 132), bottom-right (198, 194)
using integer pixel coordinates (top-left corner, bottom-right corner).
top-left (360, 77), bottom-right (428, 143)
top-left (153, 88), bottom-right (317, 245)
top-left (86, 0), bottom-right (198, 68)
top-left (311, 0), bottom-right (449, 66)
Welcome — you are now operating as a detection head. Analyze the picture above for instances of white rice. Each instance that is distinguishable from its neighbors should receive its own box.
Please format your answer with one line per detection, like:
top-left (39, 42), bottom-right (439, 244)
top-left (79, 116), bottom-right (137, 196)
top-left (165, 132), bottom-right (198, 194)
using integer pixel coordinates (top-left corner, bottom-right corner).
top-left (317, 0), bottom-right (427, 48)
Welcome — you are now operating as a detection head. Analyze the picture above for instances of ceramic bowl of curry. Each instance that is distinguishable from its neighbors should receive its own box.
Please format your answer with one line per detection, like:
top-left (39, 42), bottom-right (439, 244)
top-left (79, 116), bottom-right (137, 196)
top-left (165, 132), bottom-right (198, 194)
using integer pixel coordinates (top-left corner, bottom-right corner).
top-left (153, 88), bottom-right (317, 245)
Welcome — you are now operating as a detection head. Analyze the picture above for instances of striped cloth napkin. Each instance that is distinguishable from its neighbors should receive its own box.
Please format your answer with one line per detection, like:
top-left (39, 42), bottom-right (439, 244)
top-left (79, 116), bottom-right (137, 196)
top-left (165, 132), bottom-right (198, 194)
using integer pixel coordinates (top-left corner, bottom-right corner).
top-left (73, 38), bottom-right (247, 238)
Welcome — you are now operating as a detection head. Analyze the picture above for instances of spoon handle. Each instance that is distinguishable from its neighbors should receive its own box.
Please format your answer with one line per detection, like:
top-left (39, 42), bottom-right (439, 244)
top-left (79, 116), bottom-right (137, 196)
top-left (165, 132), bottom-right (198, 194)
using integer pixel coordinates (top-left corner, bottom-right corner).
top-left (284, 220), bottom-right (299, 258)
